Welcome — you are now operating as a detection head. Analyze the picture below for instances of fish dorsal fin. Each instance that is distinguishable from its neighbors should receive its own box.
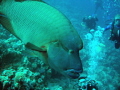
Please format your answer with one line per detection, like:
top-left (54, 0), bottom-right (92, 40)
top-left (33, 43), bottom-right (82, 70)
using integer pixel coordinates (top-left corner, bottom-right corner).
top-left (0, 14), bottom-right (20, 39)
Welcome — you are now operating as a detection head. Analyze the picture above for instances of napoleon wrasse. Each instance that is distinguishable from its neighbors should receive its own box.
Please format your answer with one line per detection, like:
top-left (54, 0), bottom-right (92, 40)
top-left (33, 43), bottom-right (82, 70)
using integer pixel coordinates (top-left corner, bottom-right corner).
top-left (0, 0), bottom-right (83, 79)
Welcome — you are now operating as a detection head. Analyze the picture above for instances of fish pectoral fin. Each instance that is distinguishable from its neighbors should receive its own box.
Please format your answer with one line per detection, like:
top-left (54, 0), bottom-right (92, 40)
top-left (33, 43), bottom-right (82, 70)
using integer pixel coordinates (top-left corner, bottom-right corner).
top-left (23, 48), bottom-right (48, 64)
top-left (25, 42), bottom-right (44, 51)
top-left (32, 50), bottom-right (48, 64)
top-left (38, 51), bottom-right (48, 64)
top-left (25, 42), bottom-right (48, 63)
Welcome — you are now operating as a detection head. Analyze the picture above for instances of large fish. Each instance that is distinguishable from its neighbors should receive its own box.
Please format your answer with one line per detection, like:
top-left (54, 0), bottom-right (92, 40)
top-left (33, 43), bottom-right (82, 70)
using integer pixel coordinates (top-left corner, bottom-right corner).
top-left (0, 0), bottom-right (83, 79)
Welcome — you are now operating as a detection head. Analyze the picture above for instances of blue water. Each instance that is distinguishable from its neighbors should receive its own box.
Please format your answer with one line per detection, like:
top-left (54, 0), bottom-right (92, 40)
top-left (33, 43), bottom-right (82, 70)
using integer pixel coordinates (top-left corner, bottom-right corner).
top-left (0, 0), bottom-right (120, 90)
top-left (43, 0), bottom-right (120, 90)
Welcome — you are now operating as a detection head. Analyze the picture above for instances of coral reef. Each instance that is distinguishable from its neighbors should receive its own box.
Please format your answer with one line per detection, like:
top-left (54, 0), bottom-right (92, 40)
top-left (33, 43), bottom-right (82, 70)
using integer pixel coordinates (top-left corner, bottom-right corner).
top-left (0, 24), bottom-right (78, 90)
top-left (1, 24), bottom-right (120, 90)
top-left (0, 25), bottom-right (52, 90)
top-left (0, 0), bottom-right (120, 89)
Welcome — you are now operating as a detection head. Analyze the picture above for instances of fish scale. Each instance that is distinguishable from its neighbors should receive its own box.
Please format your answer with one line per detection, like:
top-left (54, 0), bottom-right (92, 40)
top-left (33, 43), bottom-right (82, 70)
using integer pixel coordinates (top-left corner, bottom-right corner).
top-left (0, 0), bottom-right (83, 79)
top-left (1, 1), bottom-right (72, 47)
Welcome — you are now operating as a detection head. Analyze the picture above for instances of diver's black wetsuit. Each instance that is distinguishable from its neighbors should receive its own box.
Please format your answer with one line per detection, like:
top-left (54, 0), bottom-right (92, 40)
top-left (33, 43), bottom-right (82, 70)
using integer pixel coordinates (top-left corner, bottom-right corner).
top-left (104, 21), bottom-right (120, 49)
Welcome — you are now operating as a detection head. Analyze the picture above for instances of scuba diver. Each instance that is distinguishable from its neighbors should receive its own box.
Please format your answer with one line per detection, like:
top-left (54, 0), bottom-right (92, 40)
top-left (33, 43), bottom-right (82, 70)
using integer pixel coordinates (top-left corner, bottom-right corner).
top-left (86, 80), bottom-right (98, 90)
top-left (78, 77), bottom-right (98, 90)
top-left (103, 14), bottom-right (120, 49)
top-left (82, 15), bottom-right (98, 32)
top-left (94, 0), bottom-right (104, 13)
top-left (73, 76), bottom-right (98, 90)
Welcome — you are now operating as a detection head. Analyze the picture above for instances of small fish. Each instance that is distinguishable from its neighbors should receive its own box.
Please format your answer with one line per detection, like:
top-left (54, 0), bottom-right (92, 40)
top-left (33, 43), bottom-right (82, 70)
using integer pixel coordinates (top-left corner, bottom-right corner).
top-left (0, 0), bottom-right (83, 79)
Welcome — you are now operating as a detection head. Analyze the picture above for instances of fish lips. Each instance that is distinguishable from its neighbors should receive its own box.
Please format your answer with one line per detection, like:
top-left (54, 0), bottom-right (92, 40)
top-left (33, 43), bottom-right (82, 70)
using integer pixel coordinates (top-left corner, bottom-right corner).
top-left (65, 69), bottom-right (83, 79)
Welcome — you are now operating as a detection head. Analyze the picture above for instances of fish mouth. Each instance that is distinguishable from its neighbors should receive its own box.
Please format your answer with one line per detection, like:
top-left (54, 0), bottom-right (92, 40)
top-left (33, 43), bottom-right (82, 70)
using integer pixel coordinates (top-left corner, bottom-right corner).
top-left (65, 69), bottom-right (83, 79)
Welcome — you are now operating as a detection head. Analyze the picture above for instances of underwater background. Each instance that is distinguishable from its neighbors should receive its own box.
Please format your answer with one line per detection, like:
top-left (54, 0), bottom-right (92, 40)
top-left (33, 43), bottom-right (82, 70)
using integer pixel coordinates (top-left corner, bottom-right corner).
top-left (0, 0), bottom-right (120, 90)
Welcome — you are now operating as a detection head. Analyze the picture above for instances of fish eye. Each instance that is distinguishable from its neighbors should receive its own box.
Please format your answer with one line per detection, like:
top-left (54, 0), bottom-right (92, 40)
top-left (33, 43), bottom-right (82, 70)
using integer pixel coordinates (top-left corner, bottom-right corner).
top-left (69, 50), bottom-right (74, 53)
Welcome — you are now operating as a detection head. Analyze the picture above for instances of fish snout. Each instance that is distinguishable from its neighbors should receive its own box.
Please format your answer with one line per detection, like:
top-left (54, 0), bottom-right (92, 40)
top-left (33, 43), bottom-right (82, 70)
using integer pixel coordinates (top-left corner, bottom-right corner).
top-left (65, 69), bottom-right (83, 79)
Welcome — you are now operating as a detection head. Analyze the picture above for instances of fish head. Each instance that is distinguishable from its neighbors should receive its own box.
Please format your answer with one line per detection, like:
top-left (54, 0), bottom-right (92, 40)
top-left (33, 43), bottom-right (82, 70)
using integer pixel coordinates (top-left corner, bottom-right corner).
top-left (47, 41), bottom-right (83, 79)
